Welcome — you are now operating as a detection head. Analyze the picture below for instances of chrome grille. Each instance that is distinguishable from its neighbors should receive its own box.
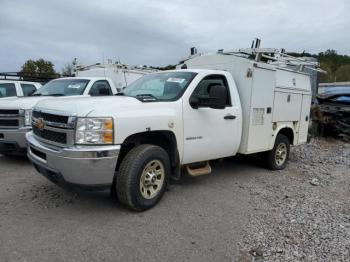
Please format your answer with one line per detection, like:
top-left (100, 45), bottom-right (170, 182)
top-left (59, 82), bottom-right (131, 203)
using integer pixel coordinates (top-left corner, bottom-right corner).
top-left (33, 126), bottom-right (67, 144)
top-left (32, 111), bottom-right (69, 124)
top-left (32, 110), bottom-right (76, 147)
top-left (0, 109), bottom-right (22, 129)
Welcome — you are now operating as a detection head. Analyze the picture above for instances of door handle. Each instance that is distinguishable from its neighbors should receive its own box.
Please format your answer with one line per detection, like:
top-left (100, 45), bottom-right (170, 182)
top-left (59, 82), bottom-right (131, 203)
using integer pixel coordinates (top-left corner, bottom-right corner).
top-left (224, 114), bottom-right (236, 120)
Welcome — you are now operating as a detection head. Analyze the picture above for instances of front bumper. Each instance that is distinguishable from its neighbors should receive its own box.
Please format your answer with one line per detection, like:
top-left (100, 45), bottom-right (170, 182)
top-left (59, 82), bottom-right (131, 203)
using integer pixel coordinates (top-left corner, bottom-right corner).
top-left (26, 132), bottom-right (120, 191)
top-left (0, 128), bottom-right (31, 154)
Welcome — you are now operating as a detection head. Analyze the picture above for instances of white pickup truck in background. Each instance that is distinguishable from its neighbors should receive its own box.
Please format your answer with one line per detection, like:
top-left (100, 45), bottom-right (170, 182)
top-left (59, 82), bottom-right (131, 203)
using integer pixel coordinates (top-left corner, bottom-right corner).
top-left (0, 80), bottom-right (41, 98)
top-left (0, 77), bottom-right (118, 155)
top-left (26, 47), bottom-right (318, 211)
top-left (75, 61), bottom-right (158, 91)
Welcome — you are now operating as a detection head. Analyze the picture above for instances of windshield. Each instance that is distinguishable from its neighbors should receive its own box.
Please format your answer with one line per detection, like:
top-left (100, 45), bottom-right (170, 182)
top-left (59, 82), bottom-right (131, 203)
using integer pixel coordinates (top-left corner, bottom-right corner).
top-left (0, 83), bottom-right (16, 97)
top-left (123, 71), bottom-right (197, 101)
top-left (33, 79), bottom-right (90, 96)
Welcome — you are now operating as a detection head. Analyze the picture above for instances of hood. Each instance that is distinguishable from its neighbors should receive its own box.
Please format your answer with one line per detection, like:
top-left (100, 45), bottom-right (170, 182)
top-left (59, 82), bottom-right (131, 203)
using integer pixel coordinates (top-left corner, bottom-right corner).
top-left (34, 96), bottom-right (142, 116)
top-left (0, 95), bottom-right (90, 110)
top-left (0, 96), bottom-right (56, 110)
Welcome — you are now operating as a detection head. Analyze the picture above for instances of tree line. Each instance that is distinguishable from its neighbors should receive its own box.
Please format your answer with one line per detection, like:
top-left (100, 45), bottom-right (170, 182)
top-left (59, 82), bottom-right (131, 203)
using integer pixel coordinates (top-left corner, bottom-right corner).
top-left (288, 49), bottom-right (350, 83)
top-left (19, 49), bottom-right (350, 83)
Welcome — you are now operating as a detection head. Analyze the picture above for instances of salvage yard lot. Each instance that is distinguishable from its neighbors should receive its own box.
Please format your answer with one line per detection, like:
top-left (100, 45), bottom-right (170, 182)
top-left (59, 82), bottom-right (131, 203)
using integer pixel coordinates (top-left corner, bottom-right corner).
top-left (0, 138), bottom-right (349, 262)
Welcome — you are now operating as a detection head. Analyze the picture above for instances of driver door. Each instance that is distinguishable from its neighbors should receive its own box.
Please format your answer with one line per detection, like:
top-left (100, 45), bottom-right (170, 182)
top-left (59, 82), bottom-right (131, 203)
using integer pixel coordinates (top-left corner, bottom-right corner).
top-left (182, 74), bottom-right (240, 164)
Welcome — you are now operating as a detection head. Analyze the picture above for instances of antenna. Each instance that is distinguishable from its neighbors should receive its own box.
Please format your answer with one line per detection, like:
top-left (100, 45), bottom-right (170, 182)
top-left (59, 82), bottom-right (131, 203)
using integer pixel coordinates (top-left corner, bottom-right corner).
top-left (255, 38), bottom-right (261, 48)
top-left (190, 47), bottom-right (197, 56)
top-left (72, 58), bottom-right (77, 76)
top-left (251, 38), bottom-right (261, 49)
top-left (253, 38), bottom-right (262, 61)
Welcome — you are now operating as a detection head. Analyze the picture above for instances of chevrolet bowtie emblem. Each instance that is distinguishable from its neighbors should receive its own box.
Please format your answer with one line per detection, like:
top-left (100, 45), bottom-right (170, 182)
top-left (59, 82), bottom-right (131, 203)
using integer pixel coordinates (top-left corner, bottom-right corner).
top-left (35, 118), bottom-right (45, 130)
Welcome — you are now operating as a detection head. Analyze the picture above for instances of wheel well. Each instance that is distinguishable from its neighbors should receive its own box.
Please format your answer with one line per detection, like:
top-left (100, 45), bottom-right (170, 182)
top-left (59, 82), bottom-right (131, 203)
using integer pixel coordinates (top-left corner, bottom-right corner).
top-left (116, 131), bottom-right (179, 172)
top-left (278, 127), bottom-right (294, 145)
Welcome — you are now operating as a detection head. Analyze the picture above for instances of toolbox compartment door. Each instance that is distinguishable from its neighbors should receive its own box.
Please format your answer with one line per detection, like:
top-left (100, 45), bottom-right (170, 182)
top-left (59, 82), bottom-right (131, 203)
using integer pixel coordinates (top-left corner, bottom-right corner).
top-left (298, 94), bottom-right (312, 143)
top-left (273, 91), bottom-right (302, 122)
top-left (246, 67), bottom-right (275, 152)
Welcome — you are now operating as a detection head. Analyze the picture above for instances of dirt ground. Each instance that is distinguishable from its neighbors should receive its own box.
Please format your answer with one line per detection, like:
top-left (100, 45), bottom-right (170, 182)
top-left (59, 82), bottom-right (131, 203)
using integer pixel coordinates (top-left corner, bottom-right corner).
top-left (0, 137), bottom-right (349, 262)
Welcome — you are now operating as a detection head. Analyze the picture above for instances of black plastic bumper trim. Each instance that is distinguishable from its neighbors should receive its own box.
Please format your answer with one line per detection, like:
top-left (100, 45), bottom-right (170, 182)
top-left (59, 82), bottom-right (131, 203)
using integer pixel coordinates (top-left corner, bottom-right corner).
top-left (0, 141), bottom-right (26, 155)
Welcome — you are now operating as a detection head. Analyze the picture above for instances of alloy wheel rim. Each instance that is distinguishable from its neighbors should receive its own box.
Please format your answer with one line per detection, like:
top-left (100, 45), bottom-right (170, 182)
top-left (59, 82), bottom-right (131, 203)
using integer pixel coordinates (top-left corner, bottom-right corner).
top-left (275, 143), bottom-right (287, 166)
top-left (140, 160), bottom-right (165, 199)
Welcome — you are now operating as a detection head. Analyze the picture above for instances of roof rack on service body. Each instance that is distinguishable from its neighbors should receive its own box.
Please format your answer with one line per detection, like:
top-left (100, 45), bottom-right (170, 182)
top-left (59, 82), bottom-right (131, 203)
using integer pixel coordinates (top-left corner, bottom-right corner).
top-left (182, 38), bottom-right (326, 74)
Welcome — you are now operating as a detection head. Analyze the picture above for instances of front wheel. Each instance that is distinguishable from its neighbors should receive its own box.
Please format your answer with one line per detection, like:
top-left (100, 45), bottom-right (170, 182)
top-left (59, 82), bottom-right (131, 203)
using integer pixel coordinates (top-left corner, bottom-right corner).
top-left (116, 144), bottom-right (170, 211)
top-left (263, 134), bottom-right (290, 170)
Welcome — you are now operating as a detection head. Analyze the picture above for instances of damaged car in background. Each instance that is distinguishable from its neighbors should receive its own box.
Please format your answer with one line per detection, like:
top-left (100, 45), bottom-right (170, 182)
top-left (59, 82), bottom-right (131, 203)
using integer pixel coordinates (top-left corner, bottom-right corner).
top-left (312, 86), bottom-right (350, 140)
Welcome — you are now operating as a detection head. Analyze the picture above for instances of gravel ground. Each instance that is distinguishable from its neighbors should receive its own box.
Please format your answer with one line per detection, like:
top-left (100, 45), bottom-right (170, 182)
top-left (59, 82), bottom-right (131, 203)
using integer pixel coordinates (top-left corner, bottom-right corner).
top-left (0, 137), bottom-right (349, 261)
top-left (238, 137), bottom-right (350, 262)
top-left (0, 152), bottom-right (252, 262)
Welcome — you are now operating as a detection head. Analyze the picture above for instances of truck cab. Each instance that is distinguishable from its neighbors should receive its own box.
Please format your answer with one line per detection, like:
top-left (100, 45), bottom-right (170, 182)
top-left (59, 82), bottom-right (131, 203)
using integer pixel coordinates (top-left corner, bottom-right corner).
top-left (0, 77), bottom-right (118, 155)
top-left (0, 80), bottom-right (41, 98)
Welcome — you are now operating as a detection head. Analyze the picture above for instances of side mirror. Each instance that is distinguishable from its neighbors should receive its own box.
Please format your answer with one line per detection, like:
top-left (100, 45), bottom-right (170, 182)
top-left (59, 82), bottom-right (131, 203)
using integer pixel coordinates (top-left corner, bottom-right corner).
top-left (189, 85), bottom-right (227, 110)
top-left (28, 89), bottom-right (37, 96)
top-left (189, 96), bottom-right (199, 109)
top-left (208, 85), bottom-right (227, 109)
top-left (98, 87), bottom-right (110, 96)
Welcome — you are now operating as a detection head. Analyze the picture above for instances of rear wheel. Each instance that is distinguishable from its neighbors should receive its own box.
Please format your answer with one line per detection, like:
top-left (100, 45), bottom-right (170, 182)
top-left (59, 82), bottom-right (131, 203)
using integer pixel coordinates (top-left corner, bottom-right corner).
top-left (116, 144), bottom-right (170, 211)
top-left (264, 134), bottom-right (290, 170)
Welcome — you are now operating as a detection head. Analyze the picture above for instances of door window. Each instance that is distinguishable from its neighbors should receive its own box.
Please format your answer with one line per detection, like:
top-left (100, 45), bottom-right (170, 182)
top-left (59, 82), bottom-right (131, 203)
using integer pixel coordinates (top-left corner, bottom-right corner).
top-left (89, 80), bottom-right (112, 96)
top-left (191, 75), bottom-right (231, 106)
top-left (21, 84), bottom-right (37, 96)
top-left (0, 83), bottom-right (16, 97)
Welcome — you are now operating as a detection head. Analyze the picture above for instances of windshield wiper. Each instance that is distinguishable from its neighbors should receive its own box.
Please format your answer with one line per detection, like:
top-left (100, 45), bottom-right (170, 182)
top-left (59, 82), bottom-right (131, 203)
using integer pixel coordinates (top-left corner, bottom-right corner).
top-left (45, 93), bottom-right (65, 96)
top-left (30, 93), bottom-right (42, 96)
top-left (136, 94), bottom-right (158, 101)
top-left (115, 92), bottom-right (125, 96)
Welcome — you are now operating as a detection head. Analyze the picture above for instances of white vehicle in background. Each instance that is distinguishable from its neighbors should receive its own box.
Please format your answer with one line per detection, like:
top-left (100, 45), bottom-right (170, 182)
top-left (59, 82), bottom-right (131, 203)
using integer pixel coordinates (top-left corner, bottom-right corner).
top-left (75, 61), bottom-right (158, 91)
top-left (0, 80), bottom-right (41, 98)
top-left (0, 77), bottom-right (118, 155)
top-left (26, 44), bottom-right (323, 211)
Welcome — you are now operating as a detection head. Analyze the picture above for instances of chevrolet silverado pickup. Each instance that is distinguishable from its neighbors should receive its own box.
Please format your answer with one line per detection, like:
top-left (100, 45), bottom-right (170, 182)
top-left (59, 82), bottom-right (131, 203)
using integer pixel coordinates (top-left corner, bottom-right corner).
top-left (0, 80), bottom-right (41, 98)
top-left (27, 50), bottom-right (313, 211)
top-left (0, 77), bottom-right (117, 155)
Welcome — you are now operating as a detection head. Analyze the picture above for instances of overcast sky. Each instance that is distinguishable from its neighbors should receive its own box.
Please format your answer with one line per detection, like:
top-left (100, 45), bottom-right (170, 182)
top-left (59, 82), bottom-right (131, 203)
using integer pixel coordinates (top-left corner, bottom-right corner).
top-left (1, 0), bottom-right (349, 72)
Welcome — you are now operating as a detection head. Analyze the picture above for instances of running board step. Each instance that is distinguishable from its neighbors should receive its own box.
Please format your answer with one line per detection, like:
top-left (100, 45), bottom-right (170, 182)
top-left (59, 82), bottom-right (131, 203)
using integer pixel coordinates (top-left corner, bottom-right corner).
top-left (186, 162), bottom-right (212, 176)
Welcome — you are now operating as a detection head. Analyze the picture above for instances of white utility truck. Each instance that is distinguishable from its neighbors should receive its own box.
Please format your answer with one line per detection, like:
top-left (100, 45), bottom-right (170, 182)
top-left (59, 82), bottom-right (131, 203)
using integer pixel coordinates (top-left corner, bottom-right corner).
top-left (75, 61), bottom-right (158, 91)
top-left (0, 77), bottom-right (118, 155)
top-left (27, 47), bottom-right (320, 211)
top-left (0, 80), bottom-right (41, 98)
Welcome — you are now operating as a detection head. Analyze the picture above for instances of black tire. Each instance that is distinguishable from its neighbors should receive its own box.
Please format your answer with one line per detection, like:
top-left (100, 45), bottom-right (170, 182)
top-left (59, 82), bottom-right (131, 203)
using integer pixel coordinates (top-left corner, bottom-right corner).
top-left (264, 134), bottom-right (290, 170)
top-left (116, 144), bottom-right (170, 211)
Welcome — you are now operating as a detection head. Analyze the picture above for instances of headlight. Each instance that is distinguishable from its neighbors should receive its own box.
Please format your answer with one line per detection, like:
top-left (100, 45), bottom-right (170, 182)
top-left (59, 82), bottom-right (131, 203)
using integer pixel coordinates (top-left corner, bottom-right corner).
top-left (75, 117), bottom-right (114, 144)
top-left (24, 109), bottom-right (32, 126)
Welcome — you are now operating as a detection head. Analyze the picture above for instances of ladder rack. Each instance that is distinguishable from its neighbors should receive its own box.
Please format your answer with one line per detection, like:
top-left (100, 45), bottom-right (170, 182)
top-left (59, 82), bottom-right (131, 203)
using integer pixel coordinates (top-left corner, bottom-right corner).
top-left (184, 38), bottom-right (326, 74)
